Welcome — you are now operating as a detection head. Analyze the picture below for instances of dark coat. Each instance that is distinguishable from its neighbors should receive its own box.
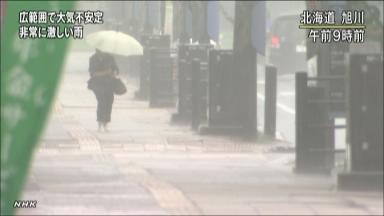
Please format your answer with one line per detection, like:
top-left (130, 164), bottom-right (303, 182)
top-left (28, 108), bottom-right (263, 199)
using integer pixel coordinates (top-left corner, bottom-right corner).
top-left (89, 51), bottom-right (119, 77)
top-left (88, 51), bottom-right (119, 123)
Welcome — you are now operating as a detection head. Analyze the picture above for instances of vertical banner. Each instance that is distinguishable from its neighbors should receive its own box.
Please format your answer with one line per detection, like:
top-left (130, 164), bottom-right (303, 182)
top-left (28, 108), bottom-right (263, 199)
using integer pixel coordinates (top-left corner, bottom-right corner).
top-left (251, 1), bottom-right (266, 55)
top-left (1, 1), bottom-right (75, 215)
top-left (207, 1), bottom-right (220, 43)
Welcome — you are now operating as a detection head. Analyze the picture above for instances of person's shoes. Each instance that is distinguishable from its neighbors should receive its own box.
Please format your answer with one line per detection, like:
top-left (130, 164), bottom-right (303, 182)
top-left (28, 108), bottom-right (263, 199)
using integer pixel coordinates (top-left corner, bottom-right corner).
top-left (103, 123), bottom-right (109, 132)
top-left (98, 122), bottom-right (102, 132)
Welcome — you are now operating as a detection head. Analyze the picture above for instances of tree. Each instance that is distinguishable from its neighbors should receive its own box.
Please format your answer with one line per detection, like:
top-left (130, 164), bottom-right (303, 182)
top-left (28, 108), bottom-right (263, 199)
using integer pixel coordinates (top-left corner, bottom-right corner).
top-left (232, 2), bottom-right (258, 137)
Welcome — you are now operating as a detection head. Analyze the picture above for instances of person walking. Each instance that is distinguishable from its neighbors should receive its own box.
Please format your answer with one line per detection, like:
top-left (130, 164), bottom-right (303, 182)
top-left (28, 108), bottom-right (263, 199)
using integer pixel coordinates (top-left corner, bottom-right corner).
top-left (88, 49), bottom-right (119, 132)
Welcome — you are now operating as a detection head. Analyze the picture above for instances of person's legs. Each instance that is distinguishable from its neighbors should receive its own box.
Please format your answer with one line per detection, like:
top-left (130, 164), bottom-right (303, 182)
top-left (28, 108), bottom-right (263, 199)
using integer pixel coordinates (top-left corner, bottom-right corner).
top-left (93, 77), bottom-right (115, 132)
top-left (103, 93), bottom-right (114, 132)
top-left (94, 89), bottom-right (108, 131)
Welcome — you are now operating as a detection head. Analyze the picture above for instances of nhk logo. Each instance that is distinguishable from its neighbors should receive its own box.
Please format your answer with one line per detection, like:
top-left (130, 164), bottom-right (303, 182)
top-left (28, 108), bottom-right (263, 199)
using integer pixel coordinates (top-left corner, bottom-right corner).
top-left (13, 200), bottom-right (37, 208)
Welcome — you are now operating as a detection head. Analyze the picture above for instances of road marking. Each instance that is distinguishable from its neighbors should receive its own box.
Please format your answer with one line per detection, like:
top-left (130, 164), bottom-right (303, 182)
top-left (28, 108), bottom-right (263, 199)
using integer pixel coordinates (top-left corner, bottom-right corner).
top-left (54, 100), bottom-right (101, 152)
top-left (257, 93), bottom-right (296, 115)
top-left (114, 160), bottom-right (201, 215)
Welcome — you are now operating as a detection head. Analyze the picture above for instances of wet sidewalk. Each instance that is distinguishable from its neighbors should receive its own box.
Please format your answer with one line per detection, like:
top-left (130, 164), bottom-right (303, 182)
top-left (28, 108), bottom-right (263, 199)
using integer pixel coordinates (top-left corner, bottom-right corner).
top-left (18, 52), bottom-right (383, 215)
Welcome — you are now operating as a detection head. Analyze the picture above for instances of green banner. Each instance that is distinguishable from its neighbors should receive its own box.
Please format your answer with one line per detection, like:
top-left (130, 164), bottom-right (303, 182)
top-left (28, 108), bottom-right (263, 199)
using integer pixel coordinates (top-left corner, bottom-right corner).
top-left (1, 1), bottom-right (75, 215)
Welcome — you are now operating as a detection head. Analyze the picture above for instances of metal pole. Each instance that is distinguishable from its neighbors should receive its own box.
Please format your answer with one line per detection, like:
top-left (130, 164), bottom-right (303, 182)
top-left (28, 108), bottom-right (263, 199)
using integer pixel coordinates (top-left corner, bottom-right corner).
top-left (295, 72), bottom-right (308, 171)
top-left (264, 66), bottom-right (277, 138)
top-left (191, 59), bottom-right (201, 130)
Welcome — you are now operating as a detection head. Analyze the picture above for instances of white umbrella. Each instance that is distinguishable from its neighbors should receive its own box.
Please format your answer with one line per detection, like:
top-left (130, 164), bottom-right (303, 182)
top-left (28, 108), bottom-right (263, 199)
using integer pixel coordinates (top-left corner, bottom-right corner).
top-left (86, 30), bottom-right (143, 56)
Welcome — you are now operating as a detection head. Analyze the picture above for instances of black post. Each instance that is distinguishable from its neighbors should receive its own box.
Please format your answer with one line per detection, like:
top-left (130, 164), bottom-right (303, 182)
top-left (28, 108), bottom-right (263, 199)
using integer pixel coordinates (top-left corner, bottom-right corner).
top-left (338, 54), bottom-right (383, 190)
top-left (171, 45), bottom-right (191, 122)
top-left (136, 46), bottom-right (151, 100)
top-left (264, 66), bottom-right (277, 138)
top-left (295, 72), bottom-right (308, 171)
top-left (199, 50), bottom-right (245, 136)
top-left (135, 35), bottom-right (171, 100)
top-left (295, 72), bottom-right (336, 174)
top-left (191, 59), bottom-right (201, 130)
top-left (171, 45), bottom-right (212, 123)
top-left (149, 48), bottom-right (174, 107)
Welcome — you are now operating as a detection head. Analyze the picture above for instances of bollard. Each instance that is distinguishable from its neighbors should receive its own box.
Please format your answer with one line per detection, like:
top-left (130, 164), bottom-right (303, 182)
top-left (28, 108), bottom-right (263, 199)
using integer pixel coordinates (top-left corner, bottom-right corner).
top-left (199, 50), bottom-right (245, 135)
top-left (295, 72), bottom-right (308, 172)
top-left (207, 50), bottom-right (235, 126)
top-left (295, 71), bottom-right (338, 174)
top-left (176, 45), bottom-right (190, 118)
top-left (171, 44), bottom-right (212, 123)
top-left (264, 66), bottom-right (277, 138)
top-left (149, 48), bottom-right (174, 107)
top-left (135, 34), bottom-right (170, 100)
top-left (338, 54), bottom-right (383, 190)
top-left (191, 59), bottom-right (201, 130)
top-left (136, 48), bottom-right (150, 100)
